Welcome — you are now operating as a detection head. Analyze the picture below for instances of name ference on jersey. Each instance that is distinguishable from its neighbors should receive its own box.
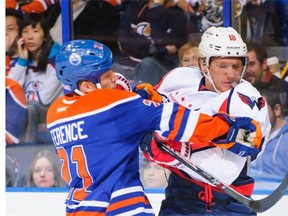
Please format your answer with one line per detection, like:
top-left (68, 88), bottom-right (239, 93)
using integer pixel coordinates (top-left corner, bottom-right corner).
top-left (50, 120), bottom-right (88, 146)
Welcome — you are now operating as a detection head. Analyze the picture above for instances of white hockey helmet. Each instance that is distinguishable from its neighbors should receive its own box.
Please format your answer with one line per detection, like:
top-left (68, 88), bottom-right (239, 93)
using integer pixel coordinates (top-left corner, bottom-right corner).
top-left (198, 26), bottom-right (247, 66)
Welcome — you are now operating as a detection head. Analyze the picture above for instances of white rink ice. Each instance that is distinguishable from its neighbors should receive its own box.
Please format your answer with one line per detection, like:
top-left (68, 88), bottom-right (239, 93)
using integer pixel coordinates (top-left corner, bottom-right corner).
top-left (6, 185), bottom-right (288, 216)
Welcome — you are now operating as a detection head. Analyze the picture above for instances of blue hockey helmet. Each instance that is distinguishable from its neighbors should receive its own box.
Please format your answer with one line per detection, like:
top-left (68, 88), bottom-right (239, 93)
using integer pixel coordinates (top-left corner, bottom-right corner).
top-left (56, 39), bottom-right (113, 91)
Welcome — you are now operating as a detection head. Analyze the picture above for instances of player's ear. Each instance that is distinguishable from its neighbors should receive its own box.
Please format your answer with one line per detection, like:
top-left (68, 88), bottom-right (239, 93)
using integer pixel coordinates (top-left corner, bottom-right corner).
top-left (78, 81), bottom-right (97, 93)
top-left (199, 58), bottom-right (207, 74)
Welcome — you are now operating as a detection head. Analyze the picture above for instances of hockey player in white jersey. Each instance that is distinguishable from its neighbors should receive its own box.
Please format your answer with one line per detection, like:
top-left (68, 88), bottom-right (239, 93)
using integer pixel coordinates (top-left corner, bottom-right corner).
top-left (139, 27), bottom-right (271, 215)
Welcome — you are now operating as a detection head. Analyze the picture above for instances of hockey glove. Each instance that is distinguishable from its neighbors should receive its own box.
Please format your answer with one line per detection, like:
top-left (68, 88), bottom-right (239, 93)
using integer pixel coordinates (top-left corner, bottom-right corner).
top-left (140, 132), bottom-right (190, 167)
top-left (212, 113), bottom-right (262, 157)
top-left (115, 73), bottom-right (132, 91)
top-left (133, 83), bottom-right (163, 103)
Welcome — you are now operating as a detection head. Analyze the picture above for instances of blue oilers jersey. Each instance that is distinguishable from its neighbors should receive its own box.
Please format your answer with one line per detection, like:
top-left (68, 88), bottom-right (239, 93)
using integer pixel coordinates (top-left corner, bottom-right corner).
top-left (47, 88), bottom-right (231, 215)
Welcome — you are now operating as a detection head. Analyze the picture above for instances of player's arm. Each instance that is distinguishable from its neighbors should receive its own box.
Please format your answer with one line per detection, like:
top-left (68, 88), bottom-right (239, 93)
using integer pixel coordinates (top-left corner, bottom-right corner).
top-left (140, 104), bottom-right (262, 166)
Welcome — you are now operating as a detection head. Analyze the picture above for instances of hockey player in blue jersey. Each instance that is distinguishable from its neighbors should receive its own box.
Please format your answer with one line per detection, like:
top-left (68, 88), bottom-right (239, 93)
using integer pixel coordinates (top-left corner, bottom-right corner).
top-left (47, 39), bottom-right (263, 215)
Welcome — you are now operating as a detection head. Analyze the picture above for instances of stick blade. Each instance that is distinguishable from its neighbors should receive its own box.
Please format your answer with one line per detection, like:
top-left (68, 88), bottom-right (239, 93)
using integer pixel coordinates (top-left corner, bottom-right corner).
top-left (249, 173), bottom-right (288, 213)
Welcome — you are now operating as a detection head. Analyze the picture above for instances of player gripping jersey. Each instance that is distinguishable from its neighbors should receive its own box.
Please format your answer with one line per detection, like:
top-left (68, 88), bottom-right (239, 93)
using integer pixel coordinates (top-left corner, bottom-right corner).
top-left (47, 39), bottom-right (263, 215)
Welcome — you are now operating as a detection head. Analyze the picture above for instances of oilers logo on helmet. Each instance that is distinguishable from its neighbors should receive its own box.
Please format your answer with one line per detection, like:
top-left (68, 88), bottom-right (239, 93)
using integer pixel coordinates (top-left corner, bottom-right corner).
top-left (69, 53), bottom-right (82, 66)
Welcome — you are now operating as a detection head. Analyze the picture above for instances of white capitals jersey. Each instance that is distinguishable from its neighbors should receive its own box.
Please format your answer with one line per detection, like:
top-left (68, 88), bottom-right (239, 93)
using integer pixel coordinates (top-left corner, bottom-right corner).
top-left (155, 67), bottom-right (271, 185)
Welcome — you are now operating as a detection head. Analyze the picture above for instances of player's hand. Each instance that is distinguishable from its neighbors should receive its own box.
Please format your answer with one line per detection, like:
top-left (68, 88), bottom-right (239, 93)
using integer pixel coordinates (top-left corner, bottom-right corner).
top-left (133, 83), bottom-right (163, 103)
top-left (212, 113), bottom-right (262, 157)
top-left (115, 73), bottom-right (132, 91)
top-left (140, 132), bottom-right (190, 167)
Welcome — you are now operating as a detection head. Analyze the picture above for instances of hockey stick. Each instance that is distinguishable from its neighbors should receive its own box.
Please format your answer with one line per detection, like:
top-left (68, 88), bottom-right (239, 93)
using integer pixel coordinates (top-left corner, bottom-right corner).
top-left (159, 143), bottom-right (288, 213)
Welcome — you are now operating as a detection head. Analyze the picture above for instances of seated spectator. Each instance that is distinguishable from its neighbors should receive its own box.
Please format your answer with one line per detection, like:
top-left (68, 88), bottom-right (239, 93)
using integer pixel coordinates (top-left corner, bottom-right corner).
top-left (8, 13), bottom-right (63, 106)
top-left (6, 77), bottom-right (28, 146)
top-left (6, 8), bottom-right (23, 76)
top-left (118, 0), bottom-right (188, 70)
top-left (27, 150), bottom-right (66, 188)
top-left (250, 87), bottom-right (288, 182)
top-left (140, 158), bottom-right (170, 189)
top-left (8, 13), bottom-right (63, 143)
top-left (178, 42), bottom-right (200, 67)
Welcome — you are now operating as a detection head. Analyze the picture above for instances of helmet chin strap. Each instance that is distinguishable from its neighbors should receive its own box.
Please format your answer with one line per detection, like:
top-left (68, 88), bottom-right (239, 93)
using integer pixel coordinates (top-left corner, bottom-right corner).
top-left (73, 81), bottom-right (102, 96)
top-left (74, 89), bottom-right (85, 96)
top-left (203, 66), bottom-right (221, 94)
top-left (96, 83), bottom-right (102, 89)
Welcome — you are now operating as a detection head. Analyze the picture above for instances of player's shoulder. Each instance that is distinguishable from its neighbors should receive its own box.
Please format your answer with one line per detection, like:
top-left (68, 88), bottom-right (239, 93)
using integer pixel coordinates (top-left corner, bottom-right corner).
top-left (235, 80), bottom-right (261, 96)
top-left (47, 89), bottom-right (140, 124)
top-left (156, 67), bottom-right (202, 91)
top-left (86, 89), bottom-right (138, 102)
top-left (165, 67), bottom-right (202, 81)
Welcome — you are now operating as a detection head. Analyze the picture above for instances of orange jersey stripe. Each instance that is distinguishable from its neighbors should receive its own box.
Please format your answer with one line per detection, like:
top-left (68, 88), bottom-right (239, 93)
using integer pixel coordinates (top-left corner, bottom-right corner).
top-left (6, 133), bottom-right (14, 145)
top-left (66, 211), bottom-right (105, 216)
top-left (106, 196), bottom-right (146, 212)
top-left (189, 113), bottom-right (230, 144)
top-left (167, 105), bottom-right (185, 140)
top-left (6, 78), bottom-right (27, 106)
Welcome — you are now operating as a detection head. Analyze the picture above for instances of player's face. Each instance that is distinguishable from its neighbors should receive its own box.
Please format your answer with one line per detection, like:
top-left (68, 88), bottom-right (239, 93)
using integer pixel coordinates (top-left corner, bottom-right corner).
top-left (207, 57), bottom-right (243, 92)
top-left (32, 157), bottom-right (55, 188)
top-left (245, 50), bottom-right (264, 84)
top-left (100, 70), bottom-right (117, 89)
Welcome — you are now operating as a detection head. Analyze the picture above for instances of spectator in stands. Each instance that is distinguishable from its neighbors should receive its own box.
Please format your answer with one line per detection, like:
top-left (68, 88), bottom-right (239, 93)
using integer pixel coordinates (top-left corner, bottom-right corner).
top-left (8, 12), bottom-right (63, 107)
top-left (250, 87), bottom-right (288, 181)
top-left (245, 42), bottom-right (288, 114)
top-left (6, 8), bottom-right (23, 76)
top-left (118, 0), bottom-right (188, 70)
top-left (140, 158), bottom-right (170, 189)
top-left (6, 78), bottom-right (28, 146)
top-left (178, 42), bottom-right (200, 67)
top-left (8, 13), bottom-right (63, 143)
top-left (27, 150), bottom-right (66, 188)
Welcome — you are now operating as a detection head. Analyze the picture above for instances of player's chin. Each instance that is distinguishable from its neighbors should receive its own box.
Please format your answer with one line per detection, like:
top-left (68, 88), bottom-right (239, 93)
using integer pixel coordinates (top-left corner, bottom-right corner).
top-left (220, 84), bottom-right (234, 92)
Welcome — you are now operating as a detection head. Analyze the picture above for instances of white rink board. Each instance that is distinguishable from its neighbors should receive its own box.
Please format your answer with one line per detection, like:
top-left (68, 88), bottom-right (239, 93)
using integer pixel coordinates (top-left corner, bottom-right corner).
top-left (6, 189), bottom-right (288, 216)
